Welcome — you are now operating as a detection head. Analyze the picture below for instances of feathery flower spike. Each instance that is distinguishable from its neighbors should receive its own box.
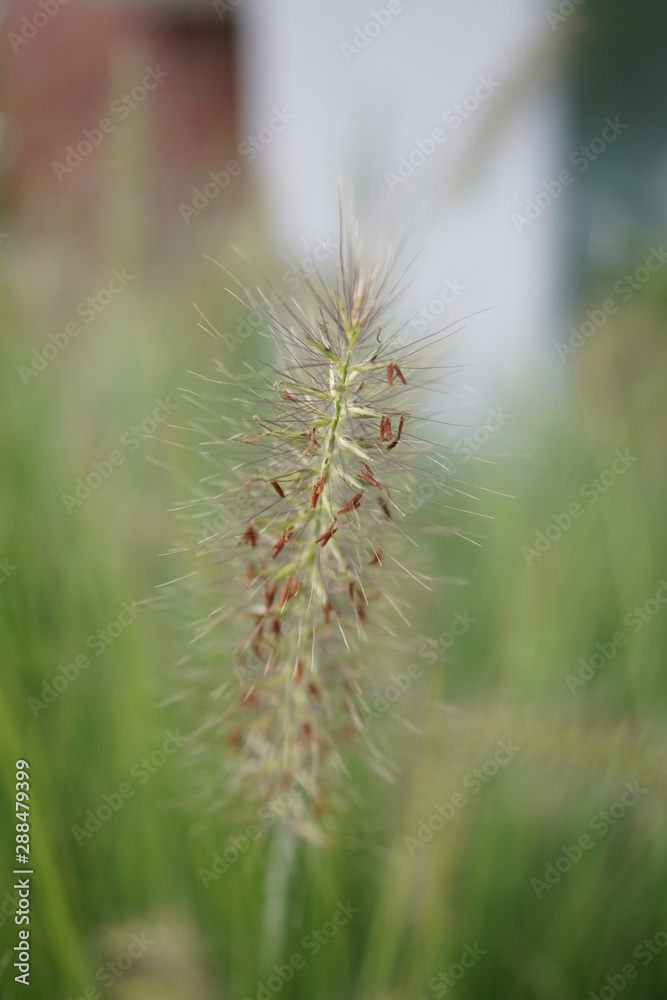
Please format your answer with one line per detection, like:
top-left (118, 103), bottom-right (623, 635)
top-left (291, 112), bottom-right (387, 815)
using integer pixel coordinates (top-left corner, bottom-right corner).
top-left (163, 211), bottom-right (486, 837)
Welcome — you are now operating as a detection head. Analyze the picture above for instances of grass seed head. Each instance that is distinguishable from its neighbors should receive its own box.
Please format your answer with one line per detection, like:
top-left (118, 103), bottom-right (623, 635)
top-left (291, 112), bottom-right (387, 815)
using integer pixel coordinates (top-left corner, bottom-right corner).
top-left (164, 213), bottom-right (483, 835)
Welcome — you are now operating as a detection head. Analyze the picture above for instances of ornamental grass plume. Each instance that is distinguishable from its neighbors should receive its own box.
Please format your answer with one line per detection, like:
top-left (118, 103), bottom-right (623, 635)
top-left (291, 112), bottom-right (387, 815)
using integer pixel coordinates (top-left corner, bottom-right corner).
top-left (163, 213), bottom-right (485, 841)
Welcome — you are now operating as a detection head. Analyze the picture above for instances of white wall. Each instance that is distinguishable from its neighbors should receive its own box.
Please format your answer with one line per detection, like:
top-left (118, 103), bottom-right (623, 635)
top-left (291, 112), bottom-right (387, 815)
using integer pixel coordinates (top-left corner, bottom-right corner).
top-left (237, 0), bottom-right (564, 413)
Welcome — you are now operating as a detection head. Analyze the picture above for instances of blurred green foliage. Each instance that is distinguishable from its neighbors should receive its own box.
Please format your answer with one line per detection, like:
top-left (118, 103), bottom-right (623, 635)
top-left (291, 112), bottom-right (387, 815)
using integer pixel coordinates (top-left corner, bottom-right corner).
top-left (0, 239), bottom-right (666, 1000)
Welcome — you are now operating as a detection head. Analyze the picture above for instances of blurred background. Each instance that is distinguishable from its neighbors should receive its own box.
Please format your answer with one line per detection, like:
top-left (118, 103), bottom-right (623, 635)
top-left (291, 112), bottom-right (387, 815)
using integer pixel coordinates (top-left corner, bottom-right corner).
top-left (1, 0), bottom-right (666, 997)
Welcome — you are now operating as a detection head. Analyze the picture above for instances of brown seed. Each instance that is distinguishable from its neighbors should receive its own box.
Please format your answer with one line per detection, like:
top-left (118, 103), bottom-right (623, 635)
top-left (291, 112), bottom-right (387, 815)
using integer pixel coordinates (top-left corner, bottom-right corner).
top-left (369, 330), bottom-right (382, 363)
top-left (304, 427), bottom-right (320, 455)
top-left (387, 363), bottom-right (406, 386)
top-left (227, 726), bottom-right (244, 748)
top-left (293, 658), bottom-right (303, 683)
top-left (281, 388), bottom-right (297, 401)
top-left (278, 576), bottom-right (300, 607)
top-left (379, 498), bottom-right (392, 520)
top-left (270, 480), bottom-right (285, 498)
top-left (263, 583), bottom-right (276, 608)
top-left (338, 489), bottom-right (363, 514)
top-left (271, 528), bottom-right (293, 559)
top-left (310, 471), bottom-right (327, 509)
top-left (369, 548), bottom-right (382, 566)
top-left (298, 720), bottom-right (314, 744)
top-left (348, 580), bottom-right (355, 602)
top-left (315, 521), bottom-right (338, 547)
top-left (237, 524), bottom-right (258, 548)
top-left (239, 688), bottom-right (259, 711)
top-left (386, 413), bottom-right (407, 451)
top-left (269, 615), bottom-right (281, 636)
top-left (359, 462), bottom-right (382, 489)
top-left (307, 681), bottom-right (320, 700)
top-left (380, 415), bottom-right (393, 442)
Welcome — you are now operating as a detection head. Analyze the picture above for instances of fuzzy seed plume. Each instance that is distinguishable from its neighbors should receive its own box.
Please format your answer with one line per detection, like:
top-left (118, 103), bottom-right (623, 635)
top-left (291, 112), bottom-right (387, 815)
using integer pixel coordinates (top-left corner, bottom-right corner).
top-left (161, 216), bottom-right (486, 839)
